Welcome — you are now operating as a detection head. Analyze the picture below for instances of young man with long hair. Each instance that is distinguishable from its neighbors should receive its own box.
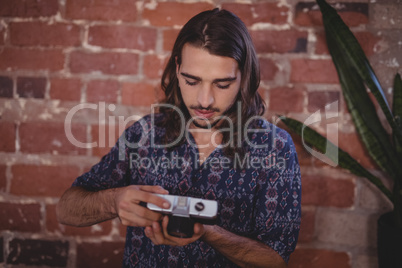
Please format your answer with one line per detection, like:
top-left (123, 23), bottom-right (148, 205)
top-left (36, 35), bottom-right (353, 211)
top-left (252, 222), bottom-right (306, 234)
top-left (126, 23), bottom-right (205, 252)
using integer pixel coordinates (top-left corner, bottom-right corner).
top-left (57, 9), bottom-right (301, 267)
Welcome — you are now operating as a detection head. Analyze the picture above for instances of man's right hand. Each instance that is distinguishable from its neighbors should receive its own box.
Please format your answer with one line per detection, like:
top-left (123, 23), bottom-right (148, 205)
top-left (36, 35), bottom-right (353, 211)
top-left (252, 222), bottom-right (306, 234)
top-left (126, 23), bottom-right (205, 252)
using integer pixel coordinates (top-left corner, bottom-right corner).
top-left (114, 185), bottom-right (171, 227)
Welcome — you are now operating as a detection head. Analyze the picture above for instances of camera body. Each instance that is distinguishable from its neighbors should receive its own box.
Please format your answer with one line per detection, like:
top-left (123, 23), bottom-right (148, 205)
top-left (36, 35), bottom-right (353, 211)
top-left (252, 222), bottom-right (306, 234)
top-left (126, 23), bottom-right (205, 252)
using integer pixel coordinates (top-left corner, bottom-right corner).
top-left (147, 194), bottom-right (218, 238)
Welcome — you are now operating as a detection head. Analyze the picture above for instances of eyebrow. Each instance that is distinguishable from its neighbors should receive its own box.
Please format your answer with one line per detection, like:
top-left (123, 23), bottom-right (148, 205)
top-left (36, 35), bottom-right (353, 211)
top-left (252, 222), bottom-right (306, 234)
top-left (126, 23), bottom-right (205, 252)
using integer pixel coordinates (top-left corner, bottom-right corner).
top-left (180, 72), bottom-right (237, 83)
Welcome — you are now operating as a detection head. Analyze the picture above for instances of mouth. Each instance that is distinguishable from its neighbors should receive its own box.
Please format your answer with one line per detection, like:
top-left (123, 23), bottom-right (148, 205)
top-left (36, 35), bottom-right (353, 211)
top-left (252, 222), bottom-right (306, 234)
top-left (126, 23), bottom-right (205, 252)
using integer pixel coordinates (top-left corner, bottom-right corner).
top-left (194, 109), bottom-right (216, 119)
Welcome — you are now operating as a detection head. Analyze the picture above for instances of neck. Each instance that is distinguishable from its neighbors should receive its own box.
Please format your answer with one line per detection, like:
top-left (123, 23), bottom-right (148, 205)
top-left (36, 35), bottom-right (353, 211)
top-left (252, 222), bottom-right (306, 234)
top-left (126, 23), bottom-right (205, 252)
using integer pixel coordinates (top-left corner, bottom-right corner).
top-left (189, 127), bottom-right (222, 165)
top-left (189, 125), bottom-right (222, 147)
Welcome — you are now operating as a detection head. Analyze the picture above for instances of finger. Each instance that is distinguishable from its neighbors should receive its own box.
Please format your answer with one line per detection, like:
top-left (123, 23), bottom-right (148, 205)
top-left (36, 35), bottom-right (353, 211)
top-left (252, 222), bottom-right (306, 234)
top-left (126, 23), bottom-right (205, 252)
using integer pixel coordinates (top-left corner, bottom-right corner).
top-left (161, 215), bottom-right (170, 234)
top-left (132, 191), bottom-right (171, 210)
top-left (193, 223), bottom-right (203, 235)
top-left (145, 226), bottom-right (162, 246)
top-left (152, 221), bottom-right (166, 245)
top-left (119, 208), bottom-right (155, 227)
top-left (119, 207), bottom-right (154, 227)
top-left (144, 226), bottom-right (155, 240)
top-left (119, 201), bottom-right (163, 223)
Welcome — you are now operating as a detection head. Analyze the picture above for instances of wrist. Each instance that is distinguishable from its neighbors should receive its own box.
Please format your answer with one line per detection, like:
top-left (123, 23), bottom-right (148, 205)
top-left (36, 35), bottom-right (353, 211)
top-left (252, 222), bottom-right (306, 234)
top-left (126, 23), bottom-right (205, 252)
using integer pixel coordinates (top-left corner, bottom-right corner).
top-left (103, 187), bottom-right (120, 216)
top-left (201, 225), bottom-right (218, 242)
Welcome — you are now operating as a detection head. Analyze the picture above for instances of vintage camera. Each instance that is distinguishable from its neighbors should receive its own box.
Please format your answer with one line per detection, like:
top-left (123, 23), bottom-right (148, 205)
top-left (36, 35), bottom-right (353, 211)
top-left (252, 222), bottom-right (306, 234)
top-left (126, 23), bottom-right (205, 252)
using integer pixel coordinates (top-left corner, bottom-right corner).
top-left (147, 194), bottom-right (218, 238)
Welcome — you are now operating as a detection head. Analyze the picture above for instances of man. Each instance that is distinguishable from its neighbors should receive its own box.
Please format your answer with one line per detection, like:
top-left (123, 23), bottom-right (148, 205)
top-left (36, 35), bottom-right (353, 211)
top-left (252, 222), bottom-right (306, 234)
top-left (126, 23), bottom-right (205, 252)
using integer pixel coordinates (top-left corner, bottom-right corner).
top-left (57, 8), bottom-right (301, 267)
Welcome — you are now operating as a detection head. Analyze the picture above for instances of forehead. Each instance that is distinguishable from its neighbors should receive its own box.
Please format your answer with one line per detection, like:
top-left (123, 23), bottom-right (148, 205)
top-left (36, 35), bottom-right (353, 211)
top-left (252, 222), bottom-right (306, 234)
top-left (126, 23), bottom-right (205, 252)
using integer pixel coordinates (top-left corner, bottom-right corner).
top-left (179, 44), bottom-right (240, 79)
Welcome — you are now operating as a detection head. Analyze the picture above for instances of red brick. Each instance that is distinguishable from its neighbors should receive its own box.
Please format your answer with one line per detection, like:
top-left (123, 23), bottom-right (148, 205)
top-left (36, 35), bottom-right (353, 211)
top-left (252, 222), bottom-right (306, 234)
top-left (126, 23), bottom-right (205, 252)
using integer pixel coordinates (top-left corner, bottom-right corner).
top-left (121, 82), bottom-right (159, 106)
top-left (269, 86), bottom-right (305, 113)
top-left (299, 209), bottom-right (315, 243)
top-left (89, 25), bottom-right (157, 51)
top-left (10, 22), bottom-right (81, 47)
top-left (10, 165), bottom-right (79, 197)
top-left (19, 122), bottom-right (87, 155)
top-left (0, 48), bottom-right (64, 71)
top-left (69, 51), bottom-right (139, 75)
top-left (50, 77), bottom-right (82, 101)
top-left (143, 54), bottom-right (168, 79)
top-left (9, 21), bottom-right (80, 48)
top-left (288, 248), bottom-right (351, 268)
top-left (290, 59), bottom-right (339, 84)
top-left (358, 32), bottom-right (384, 56)
top-left (308, 91), bottom-right (340, 113)
top-left (0, 202), bottom-right (41, 232)
top-left (0, 237), bottom-right (3, 262)
top-left (65, 0), bottom-right (137, 21)
top-left (143, 2), bottom-right (214, 27)
top-left (302, 175), bottom-right (355, 208)
top-left (46, 204), bottom-right (112, 236)
top-left (222, 3), bottom-right (288, 26)
top-left (91, 124), bottom-right (123, 157)
top-left (259, 58), bottom-right (278, 81)
top-left (0, 122), bottom-right (15, 152)
top-left (0, 76), bottom-right (13, 98)
top-left (294, 2), bottom-right (368, 27)
top-left (315, 31), bottom-right (382, 57)
top-left (76, 241), bottom-right (125, 268)
top-left (0, 25), bottom-right (5, 45)
top-left (0, 0), bottom-right (58, 18)
top-left (251, 30), bottom-right (308, 53)
top-left (7, 238), bottom-right (68, 267)
top-left (119, 222), bottom-right (127, 238)
top-left (294, 6), bottom-right (322, 27)
top-left (17, 77), bottom-right (46, 99)
top-left (87, 80), bottom-right (119, 103)
top-left (0, 165), bottom-right (6, 191)
top-left (338, 10), bottom-right (370, 27)
top-left (163, 29), bottom-right (180, 52)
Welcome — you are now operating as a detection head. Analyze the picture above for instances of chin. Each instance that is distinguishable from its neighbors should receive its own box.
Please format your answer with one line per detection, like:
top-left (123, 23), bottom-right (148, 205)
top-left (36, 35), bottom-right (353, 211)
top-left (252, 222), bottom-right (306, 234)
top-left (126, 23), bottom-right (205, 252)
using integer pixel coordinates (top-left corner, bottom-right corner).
top-left (192, 118), bottom-right (220, 129)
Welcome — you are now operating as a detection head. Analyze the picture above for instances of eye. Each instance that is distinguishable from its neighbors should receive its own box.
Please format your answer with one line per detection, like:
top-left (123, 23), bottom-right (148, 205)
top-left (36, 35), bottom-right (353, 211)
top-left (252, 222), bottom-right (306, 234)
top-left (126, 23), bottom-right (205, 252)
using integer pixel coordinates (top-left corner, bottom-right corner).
top-left (216, 83), bottom-right (231, 89)
top-left (185, 80), bottom-right (198, 86)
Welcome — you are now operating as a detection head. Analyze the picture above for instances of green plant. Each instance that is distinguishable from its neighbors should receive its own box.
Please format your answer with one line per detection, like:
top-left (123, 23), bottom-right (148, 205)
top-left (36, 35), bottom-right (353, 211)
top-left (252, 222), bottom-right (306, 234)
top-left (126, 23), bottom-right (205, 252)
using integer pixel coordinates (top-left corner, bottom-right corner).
top-left (280, 0), bottom-right (402, 228)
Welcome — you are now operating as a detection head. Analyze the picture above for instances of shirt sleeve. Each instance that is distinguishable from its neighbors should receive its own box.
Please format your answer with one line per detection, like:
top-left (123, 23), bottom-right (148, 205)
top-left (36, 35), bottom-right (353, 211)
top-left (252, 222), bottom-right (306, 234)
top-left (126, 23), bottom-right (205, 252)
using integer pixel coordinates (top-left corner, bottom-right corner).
top-left (253, 130), bottom-right (302, 263)
top-left (71, 120), bottom-right (145, 191)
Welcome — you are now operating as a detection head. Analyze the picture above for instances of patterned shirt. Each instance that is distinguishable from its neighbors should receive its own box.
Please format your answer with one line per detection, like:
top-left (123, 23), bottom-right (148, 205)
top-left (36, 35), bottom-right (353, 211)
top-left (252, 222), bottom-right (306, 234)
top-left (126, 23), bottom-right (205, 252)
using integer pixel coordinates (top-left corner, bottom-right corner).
top-left (72, 114), bottom-right (301, 267)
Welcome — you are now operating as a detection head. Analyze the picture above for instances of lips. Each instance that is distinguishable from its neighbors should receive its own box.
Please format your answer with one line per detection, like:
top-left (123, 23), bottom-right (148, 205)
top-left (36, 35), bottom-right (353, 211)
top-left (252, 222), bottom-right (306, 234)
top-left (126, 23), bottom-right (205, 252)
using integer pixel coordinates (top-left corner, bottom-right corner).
top-left (194, 109), bottom-right (215, 119)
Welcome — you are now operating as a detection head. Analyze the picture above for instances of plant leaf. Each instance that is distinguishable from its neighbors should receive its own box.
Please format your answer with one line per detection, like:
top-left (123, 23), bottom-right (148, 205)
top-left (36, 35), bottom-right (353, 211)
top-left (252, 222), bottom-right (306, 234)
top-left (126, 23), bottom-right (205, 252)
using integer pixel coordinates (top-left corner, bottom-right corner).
top-left (280, 116), bottom-right (393, 201)
top-left (393, 73), bottom-right (402, 157)
top-left (327, 33), bottom-right (401, 179)
top-left (316, 0), bottom-right (402, 145)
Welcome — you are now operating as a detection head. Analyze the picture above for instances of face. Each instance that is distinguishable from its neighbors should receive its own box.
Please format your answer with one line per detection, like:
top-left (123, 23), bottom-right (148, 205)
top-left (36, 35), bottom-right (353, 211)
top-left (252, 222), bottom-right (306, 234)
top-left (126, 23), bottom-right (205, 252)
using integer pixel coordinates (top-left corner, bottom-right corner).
top-left (177, 44), bottom-right (241, 129)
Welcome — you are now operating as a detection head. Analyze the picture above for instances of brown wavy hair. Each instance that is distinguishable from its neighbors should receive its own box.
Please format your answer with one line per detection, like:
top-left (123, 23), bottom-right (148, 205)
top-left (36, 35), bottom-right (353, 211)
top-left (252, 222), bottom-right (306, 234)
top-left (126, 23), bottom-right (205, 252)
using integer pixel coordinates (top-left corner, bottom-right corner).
top-left (158, 8), bottom-right (265, 158)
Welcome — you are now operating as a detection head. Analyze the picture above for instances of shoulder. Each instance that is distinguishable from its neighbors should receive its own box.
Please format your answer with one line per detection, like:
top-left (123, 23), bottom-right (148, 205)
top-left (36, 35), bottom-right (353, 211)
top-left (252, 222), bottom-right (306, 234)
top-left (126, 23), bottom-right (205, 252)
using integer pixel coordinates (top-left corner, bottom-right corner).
top-left (246, 118), bottom-right (294, 149)
top-left (243, 118), bottom-right (299, 170)
top-left (124, 113), bottom-right (166, 140)
top-left (125, 113), bottom-right (165, 131)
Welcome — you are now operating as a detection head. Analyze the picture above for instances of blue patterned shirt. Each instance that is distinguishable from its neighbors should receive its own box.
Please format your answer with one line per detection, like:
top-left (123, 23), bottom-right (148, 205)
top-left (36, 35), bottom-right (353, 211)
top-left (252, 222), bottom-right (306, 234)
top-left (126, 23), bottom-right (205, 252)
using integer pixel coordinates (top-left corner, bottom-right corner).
top-left (72, 114), bottom-right (301, 267)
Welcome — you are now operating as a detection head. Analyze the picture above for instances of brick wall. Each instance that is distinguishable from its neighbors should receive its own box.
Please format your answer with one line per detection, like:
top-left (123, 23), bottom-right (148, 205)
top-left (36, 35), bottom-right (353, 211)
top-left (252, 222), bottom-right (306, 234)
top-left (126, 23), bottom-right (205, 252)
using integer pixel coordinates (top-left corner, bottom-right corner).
top-left (0, 0), bottom-right (401, 267)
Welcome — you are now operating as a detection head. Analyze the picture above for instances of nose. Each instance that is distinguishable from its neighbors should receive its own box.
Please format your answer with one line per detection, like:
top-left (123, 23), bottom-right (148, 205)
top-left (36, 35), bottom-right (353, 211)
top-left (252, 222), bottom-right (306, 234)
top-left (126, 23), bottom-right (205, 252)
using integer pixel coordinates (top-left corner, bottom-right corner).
top-left (197, 84), bottom-right (214, 108)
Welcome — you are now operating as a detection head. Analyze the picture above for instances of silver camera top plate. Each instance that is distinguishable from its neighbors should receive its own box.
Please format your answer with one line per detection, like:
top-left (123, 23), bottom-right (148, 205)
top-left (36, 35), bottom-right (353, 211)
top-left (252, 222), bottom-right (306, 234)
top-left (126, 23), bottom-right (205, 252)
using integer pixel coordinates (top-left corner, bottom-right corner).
top-left (147, 194), bottom-right (218, 219)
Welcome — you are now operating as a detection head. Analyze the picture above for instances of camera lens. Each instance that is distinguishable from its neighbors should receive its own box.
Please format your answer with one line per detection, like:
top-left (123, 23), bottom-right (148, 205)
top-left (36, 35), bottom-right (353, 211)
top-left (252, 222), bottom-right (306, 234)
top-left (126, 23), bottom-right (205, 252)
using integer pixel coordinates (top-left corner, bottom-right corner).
top-left (195, 202), bottom-right (205, 211)
top-left (167, 215), bottom-right (194, 238)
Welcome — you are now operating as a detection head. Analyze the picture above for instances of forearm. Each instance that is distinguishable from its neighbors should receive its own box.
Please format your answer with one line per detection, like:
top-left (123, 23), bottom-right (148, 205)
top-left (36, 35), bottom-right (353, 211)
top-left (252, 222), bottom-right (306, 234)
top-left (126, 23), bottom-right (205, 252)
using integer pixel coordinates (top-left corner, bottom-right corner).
top-left (56, 186), bottom-right (118, 227)
top-left (202, 225), bottom-right (286, 268)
